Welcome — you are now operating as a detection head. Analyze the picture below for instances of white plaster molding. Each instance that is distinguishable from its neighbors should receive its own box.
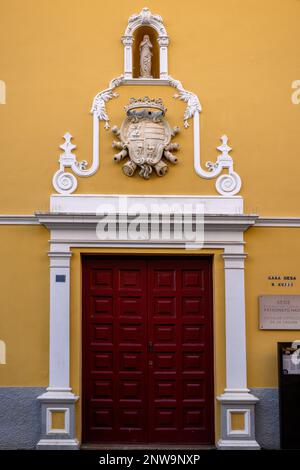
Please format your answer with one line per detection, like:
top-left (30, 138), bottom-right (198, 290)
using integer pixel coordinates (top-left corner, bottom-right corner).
top-left (255, 217), bottom-right (300, 227)
top-left (49, 194), bottom-right (244, 215)
top-left (221, 251), bottom-right (248, 391)
top-left (222, 253), bottom-right (247, 269)
top-left (48, 250), bottom-right (72, 391)
top-left (217, 439), bottom-right (260, 450)
top-left (193, 115), bottom-right (242, 196)
top-left (218, 392), bottom-right (259, 403)
top-left (37, 248), bottom-right (79, 449)
top-left (122, 78), bottom-right (170, 86)
top-left (49, 242), bottom-right (247, 251)
top-left (47, 408), bottom-right (70, 434)
top-left (52, 112), bottom-right (100, 194)
top-left (0, 215), bottom-right (39, 225)
top-left (52, 73), bottom-right (242, 196)
top-left (125, 8), bottom-right (167, 38)
top-left (37, 439), bottom-right (79, 450)
top-left (3, 214), bottom-right (300, 227)
top-left (168, 76), bottom-right (202, 128)
top-left (37, 212), bottom-right (257, 251)
top-left (91, 76), bottom-right (124, 126)
top-left (52, 75), bottom-right (124, 195)
top-left (217, 250), bottom-right (260, 449)
top-left (226, 409), bottom-right (250, 436)
top-left (153, 77), bottom-right (242, 195)
top-left (90, 75), bottom-right (202, 130)
top-left (217, 392), bottom-right (260, 449)
top-left (38, 390), bottom-right (77, 401)
top-left (3, 213), bottom-right (300, 227)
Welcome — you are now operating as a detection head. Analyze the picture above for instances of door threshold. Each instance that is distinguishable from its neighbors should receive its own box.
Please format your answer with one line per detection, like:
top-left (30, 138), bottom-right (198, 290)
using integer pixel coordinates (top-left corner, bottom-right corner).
top-left (81, 444), bottom-right (216, 450)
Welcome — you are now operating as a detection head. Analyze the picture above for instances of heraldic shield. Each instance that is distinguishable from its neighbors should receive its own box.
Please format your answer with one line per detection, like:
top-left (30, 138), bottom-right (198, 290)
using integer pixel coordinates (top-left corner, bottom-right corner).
top-left (111, 97), bottom-right (180, 179)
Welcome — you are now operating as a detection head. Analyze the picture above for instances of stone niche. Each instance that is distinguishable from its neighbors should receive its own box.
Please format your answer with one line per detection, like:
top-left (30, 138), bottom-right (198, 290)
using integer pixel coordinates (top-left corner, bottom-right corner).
top-left (132, 26), bottom-right (160, 79)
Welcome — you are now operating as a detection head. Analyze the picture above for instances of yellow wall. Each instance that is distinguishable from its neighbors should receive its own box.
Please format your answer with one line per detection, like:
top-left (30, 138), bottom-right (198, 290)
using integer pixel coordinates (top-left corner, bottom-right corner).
top-left (0, 0), bottom-right (300, 214)
top-left (0, 226), bottom-right (49, 386)
top-left (245, 227), bottom-right (300, 388)
top-left (1, 0), bottom-right (300, 445)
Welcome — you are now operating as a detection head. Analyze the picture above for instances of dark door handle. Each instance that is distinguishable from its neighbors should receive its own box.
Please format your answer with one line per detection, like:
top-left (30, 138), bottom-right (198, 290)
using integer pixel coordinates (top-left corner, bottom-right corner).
top-left (148, 341), bottom-right (153, 352)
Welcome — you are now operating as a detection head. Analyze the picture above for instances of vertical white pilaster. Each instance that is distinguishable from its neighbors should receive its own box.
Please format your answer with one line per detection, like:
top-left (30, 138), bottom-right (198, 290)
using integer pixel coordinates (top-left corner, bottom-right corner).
top-left (122, 36), bottom-right (133, 79)
top-left (37, 249), bottom-right (78, 450)
top-left (217, 251), bottom-right (260, 450)
top-left (158, 36), bottom-right (169, 79)
top-left (223, 253), bottom-right (248, 392)
top-left (48, 252), bottom-right (72, 391)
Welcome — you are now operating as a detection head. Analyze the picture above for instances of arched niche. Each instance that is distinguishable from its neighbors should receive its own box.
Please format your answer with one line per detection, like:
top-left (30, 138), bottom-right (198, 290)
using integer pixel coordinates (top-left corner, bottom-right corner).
top-left (132, 26), bottom-right (159, 79)
top-left (122, 7), bottom-right (169, 80)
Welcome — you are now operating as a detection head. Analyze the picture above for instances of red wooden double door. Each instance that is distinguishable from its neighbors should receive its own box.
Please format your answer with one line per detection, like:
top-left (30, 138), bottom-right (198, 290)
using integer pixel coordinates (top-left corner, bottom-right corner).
top-left (82, 256), bottom-right (214, 444)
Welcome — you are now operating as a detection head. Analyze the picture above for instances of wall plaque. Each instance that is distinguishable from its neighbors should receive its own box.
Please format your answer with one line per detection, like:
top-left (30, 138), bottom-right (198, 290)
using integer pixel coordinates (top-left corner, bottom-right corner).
top-left (259, 295), bottom-right (300, 330)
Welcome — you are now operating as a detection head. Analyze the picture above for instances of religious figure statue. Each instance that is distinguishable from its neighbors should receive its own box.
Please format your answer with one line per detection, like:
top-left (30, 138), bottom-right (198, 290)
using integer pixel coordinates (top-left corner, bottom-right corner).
top-left (139, 35), bottom-right (153, 78)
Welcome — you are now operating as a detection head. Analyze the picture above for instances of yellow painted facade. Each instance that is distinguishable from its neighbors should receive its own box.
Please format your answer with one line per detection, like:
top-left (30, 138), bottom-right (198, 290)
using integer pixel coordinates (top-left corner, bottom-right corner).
top-left (245, 228), bottom-right (300, 388)
top-left (0, 0), bottom-right (300, 450)
top-left (0, 0), bottom-right (300, 214)
top-left (0, 226), bottom-right (49, 386)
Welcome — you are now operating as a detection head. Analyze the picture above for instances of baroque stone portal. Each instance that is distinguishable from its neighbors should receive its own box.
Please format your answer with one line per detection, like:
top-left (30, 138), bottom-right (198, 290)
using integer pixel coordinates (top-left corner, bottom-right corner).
top-left (112, 97), bottom-right (180, 179)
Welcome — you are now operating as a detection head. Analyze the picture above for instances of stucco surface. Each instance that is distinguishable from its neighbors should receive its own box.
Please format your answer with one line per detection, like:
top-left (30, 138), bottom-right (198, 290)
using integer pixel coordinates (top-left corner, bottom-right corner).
top-left (251, 388), bottom-right (280, 450)
top-left (0, 387), bottom-right (45, 449)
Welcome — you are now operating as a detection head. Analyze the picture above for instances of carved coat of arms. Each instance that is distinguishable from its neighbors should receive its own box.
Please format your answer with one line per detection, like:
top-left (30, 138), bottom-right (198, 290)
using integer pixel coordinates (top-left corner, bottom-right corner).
top-left (112, 97), bottom-right (180, 179)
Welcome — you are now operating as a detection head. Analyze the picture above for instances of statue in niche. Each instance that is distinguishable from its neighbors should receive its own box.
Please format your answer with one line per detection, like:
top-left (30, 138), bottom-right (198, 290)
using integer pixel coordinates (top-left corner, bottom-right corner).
top-left (139, 35), bottom-right (153, 78)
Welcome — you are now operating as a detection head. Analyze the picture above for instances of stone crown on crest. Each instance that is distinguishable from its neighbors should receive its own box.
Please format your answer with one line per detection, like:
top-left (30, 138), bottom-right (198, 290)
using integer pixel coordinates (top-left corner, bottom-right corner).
top-left (125, 96), bottom-right (167, 115)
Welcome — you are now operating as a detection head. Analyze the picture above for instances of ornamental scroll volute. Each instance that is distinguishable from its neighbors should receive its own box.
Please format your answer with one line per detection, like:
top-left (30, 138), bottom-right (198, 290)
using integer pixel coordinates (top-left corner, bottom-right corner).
top-left (111, 97), bottom-right (180, 179)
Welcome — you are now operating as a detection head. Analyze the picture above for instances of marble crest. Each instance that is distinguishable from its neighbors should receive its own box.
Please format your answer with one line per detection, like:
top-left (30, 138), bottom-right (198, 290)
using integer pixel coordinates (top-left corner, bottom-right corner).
top-left (112, 97), bottom-right (180, 179)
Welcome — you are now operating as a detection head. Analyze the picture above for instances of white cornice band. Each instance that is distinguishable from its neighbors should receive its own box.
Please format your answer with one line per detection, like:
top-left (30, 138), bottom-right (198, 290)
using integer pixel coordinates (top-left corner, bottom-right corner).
top-left (1, 214), bottom-right (300, 228)
top-left (0, 215), bottom-right (39, 225)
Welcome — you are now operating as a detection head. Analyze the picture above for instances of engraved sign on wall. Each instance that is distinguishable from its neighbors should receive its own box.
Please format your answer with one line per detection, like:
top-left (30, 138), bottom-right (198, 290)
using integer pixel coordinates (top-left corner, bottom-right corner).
top-left (259, 295), bottom-right (300, 330)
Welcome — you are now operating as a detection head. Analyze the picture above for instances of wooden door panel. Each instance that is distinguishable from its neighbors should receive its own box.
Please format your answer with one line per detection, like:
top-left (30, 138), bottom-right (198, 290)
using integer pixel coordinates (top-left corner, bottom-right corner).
top-left (82, 256), bottom-right (214, 445)
top-left (147, 258), bottom-right (213, 444)
top-left (83, 259), bottom-right (148, 443)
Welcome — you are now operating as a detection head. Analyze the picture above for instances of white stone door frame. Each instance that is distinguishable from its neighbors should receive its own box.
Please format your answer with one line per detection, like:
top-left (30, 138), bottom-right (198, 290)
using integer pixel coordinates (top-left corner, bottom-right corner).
top-left (36, 195), bottom-right (260, 449)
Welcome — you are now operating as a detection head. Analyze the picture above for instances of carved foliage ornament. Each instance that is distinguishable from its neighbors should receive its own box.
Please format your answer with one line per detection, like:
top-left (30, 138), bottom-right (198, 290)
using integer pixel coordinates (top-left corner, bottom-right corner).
top-left (128, 7), bottom-right (163, 27)
top-left (112, 97), bottom-right (180, 179)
